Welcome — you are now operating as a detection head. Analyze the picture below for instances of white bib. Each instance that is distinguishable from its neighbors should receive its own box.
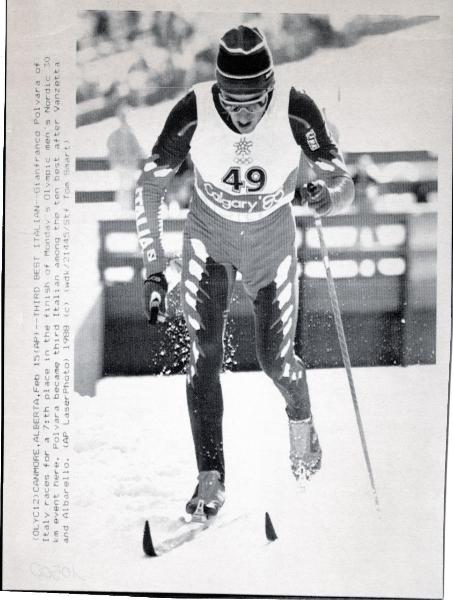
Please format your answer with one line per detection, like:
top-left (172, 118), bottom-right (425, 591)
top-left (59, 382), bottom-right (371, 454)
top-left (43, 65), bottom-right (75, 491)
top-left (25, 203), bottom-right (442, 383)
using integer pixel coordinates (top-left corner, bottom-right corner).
top-left (190, 81), bottom-right (301, 222)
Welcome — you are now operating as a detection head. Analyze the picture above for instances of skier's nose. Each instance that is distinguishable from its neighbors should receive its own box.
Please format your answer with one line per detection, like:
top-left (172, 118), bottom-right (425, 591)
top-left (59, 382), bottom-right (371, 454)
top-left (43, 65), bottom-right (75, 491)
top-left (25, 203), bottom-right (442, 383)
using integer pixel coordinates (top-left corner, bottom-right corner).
top-left (237, 108), bottom-right (252, 124)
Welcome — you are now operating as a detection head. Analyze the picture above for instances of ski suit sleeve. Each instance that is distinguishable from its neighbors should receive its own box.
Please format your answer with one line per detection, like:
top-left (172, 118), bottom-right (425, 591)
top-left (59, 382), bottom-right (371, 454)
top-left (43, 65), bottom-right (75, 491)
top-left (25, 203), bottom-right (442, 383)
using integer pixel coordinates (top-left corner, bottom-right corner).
top-left (289, 87), bottom-right (355, 215)
top-left (135, 90), bottom-right (197, 276)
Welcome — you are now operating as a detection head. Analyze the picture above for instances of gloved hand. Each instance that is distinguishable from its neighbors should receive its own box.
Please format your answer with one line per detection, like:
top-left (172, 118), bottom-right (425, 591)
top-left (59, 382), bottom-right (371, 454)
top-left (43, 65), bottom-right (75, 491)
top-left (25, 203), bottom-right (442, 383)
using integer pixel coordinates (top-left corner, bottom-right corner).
top-left (302, 180), bottom-right (333, 216)
top-left (143, 272), bottom-right (168, 324)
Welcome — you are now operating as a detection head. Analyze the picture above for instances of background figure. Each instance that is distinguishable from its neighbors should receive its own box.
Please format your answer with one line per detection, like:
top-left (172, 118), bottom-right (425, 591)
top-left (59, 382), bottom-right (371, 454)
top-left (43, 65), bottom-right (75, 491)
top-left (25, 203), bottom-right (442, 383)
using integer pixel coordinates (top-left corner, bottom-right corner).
top-left (107, 103), bottom-right (144, 211)
top-left (352, 154), bottom-right (381, 245)
top-left (352, 154), bottom-right (380, 214)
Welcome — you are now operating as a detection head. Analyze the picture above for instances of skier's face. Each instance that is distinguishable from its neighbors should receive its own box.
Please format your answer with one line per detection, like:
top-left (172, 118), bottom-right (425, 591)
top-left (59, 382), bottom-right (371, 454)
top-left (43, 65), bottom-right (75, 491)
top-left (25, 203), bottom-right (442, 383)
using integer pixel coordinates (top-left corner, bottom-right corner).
top-left (219, 91), bottom-right (269, 133)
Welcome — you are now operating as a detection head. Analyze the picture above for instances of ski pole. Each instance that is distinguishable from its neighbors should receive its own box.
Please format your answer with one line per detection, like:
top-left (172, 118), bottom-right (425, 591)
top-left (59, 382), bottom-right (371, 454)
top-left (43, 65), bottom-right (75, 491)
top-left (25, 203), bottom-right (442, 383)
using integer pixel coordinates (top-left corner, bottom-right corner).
top-left (313, 215), bottom-right (380, 511)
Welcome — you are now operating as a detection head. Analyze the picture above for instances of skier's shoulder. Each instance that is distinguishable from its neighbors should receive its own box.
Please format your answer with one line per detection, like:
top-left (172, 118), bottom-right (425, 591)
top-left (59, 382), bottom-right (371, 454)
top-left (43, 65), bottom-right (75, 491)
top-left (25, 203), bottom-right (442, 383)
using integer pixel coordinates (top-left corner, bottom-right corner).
top-left (288, 86), bottom-right (324, 129)
top-left (168, 88), bottom-right (198, 124)
top-left (142, 89), bottom-right (198, 172)
top-left (156, 88), bottom-right (198, 147)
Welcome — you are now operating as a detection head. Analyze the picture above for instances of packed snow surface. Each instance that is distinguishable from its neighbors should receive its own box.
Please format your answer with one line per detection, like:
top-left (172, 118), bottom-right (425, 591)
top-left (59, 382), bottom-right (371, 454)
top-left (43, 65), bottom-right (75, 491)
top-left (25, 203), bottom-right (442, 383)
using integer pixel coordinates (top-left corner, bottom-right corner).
top-left (64, 366), bottom-right (446, 598)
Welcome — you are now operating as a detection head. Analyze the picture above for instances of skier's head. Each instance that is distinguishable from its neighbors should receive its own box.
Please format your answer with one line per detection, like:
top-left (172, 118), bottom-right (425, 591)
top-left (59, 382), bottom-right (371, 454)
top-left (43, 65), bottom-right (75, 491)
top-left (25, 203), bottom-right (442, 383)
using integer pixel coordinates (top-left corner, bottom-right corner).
top-left (216, 26), bottom-right (275, 133)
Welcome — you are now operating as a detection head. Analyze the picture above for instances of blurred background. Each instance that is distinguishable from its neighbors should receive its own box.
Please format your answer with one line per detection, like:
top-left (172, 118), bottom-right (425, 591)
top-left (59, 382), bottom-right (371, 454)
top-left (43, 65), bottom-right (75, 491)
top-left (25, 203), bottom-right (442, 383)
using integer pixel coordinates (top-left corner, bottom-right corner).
top-left (76, 11), bottom-right (437, 126)
top-left (73, 11), bottom-right (439, 396)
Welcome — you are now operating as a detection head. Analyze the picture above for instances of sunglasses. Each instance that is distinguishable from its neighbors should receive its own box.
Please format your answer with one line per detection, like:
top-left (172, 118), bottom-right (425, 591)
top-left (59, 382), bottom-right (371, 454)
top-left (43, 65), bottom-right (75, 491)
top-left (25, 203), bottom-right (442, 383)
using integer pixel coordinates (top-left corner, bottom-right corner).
top-left (219, 91), bottom-right (269, 114)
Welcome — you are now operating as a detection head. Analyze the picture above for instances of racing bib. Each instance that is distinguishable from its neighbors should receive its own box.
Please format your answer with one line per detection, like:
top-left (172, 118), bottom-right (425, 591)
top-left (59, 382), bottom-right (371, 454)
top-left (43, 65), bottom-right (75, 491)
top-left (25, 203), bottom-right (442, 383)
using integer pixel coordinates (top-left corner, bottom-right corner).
top-left (190, 81), bottom-right (300, 222)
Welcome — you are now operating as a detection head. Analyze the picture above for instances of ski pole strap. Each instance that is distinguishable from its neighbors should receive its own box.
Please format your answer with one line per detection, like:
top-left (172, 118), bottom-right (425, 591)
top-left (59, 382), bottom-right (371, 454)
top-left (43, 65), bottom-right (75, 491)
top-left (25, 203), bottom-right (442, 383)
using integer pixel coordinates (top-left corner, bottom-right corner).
top-left (314, 217), bottom-right (380, 511)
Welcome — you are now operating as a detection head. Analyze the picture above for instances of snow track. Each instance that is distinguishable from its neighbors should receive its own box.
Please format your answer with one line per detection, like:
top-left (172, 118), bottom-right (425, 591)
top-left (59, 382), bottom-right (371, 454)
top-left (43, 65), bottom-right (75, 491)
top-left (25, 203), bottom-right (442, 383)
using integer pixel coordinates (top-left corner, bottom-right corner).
top-left (69, 366), bottom-right (446, 597)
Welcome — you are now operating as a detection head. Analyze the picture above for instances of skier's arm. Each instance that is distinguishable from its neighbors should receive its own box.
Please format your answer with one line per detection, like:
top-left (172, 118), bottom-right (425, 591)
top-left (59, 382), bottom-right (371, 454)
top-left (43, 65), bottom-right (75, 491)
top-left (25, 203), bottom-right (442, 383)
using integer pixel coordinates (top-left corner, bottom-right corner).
top-left (289, 87), bottom-right (354, 216)
top-left (135, 90), bottom-right (197, 277)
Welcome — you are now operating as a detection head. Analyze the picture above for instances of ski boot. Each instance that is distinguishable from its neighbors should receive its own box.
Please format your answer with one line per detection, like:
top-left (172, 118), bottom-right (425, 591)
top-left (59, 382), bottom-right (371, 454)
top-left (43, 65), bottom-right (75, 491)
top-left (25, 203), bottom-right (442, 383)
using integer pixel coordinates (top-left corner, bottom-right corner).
top-left (186, 470), bottom-right (225, 522)
top-left (289, 417), bottom-right (322, 481)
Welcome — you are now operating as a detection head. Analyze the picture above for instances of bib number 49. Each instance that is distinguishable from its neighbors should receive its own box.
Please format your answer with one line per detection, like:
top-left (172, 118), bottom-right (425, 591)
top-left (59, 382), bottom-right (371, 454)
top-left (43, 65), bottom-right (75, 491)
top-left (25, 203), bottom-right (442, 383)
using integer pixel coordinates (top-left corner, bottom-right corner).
top-left (222, 166), bottom-right (267, 193)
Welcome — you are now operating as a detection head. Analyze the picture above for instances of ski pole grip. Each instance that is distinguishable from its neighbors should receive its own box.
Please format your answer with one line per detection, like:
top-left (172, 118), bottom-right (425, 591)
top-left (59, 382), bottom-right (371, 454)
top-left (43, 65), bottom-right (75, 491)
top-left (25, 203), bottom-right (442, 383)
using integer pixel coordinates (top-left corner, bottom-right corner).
top-left (307, 182), bottom-right (323, 196)
top-left (149, 291), bottom-right (161, 325)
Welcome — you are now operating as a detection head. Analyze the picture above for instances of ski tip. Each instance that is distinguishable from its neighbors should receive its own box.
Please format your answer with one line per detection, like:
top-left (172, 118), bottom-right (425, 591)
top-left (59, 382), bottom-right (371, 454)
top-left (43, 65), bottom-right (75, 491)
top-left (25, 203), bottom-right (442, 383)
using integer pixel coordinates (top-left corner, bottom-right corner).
top-left (265, 512), bottom-right (278, 542)
top-left (143, 520), bottom-right (158, 557)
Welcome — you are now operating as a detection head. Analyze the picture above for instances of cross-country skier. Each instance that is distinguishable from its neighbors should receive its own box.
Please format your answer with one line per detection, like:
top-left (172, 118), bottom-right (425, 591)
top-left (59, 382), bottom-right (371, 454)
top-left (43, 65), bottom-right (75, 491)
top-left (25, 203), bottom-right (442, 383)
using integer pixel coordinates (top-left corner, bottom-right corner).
top-left (135, 25), bottom-right (355, 520)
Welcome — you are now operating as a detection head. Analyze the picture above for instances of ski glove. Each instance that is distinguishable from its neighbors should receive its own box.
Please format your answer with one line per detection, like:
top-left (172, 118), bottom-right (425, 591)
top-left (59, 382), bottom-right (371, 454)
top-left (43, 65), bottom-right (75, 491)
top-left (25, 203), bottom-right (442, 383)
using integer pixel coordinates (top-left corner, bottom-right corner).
top-left (143, 272), bottom-right (168, 324)
top-left (302, 180), bottom-right (333, 216)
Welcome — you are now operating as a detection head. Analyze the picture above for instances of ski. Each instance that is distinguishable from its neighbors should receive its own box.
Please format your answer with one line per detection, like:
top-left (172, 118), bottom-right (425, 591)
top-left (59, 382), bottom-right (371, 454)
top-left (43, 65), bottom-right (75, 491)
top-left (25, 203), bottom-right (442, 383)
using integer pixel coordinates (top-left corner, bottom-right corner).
top-left (143, 509), bottom-right (277, 557)
top-left (143, 503), bottom-right (246, 557)
top-left (143, 515), bottom-right (214, 557)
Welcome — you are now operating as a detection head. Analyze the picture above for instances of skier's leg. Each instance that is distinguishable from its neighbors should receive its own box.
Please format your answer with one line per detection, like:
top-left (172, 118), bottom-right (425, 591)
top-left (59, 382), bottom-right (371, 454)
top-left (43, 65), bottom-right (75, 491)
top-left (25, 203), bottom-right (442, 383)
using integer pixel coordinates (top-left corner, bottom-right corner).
top-left (252, 254), bottom-right (311, 421)
top-left (253, 262), bottom-right (322, 479)
top-left (182, 236), bottom-right (235, 486)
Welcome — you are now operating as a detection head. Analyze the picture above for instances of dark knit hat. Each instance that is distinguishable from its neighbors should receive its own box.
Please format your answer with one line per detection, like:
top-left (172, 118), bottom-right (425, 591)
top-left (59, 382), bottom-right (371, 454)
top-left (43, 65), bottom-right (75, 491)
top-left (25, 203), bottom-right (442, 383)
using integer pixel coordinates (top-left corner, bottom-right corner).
top-left (216, 26), bottom-right (275, 96)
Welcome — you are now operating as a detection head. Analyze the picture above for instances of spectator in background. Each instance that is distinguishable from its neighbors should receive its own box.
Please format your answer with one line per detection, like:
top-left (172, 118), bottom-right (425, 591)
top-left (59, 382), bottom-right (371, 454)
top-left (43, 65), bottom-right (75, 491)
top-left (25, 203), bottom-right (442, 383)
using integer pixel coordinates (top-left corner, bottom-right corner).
top-left (352, 154), bottom-right (380, 245)
top-left (151, 11), bottom-right (194, 52)
top-left (107, 103), bottom-right (144, 211)
top-left (94, 11), bottom-right (110, 40)
top-left (352, 154), bottom-right (379, 213)
top-left (108, 12), bottom-right (132, 52)
top-left (412, 181), bottom-right (430, 203)
top-left (281, 14), bottom-right (318, 59)
top-left (126, 56), bottom-right (152, 106)
top-left (125, 11), bottom-right (141, 41)
top-left (92, 11), bottom-right (114, 56)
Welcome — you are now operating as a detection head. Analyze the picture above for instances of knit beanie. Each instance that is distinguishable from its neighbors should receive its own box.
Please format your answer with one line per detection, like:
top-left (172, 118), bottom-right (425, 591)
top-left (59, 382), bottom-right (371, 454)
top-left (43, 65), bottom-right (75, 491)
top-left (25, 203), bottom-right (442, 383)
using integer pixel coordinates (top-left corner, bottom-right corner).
top-left (216, 26), bottom-right (275, 96)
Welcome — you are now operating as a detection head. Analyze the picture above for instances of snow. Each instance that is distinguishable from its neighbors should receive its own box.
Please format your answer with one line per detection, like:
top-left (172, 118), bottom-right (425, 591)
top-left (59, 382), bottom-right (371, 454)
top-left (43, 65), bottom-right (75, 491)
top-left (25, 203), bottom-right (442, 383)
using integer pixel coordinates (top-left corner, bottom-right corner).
top-left (64, 365), bottom-right (446, 597)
